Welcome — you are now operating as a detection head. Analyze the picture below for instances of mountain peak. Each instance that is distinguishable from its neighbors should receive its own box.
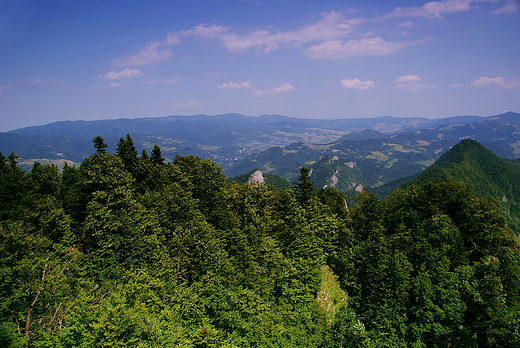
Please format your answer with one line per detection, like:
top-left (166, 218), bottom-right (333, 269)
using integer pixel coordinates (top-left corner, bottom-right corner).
top-left (432, 138), bottom-right (495, 168)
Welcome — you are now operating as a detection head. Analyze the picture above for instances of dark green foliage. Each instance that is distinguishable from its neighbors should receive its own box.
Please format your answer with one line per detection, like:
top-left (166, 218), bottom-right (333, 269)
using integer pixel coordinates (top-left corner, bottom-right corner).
top-left (293, 166), bottom-right (316, 204)
top-left (0, 151), bottom-right (28, 221)
top-left (92, 136), bottom-right (108, 154)
top-left (115, 134), bottom-right (138, 174)
top-left (317, 187), bottom-right (349, 218)
top-left (1, 141), bottom-right (520, 347)
top-left (140, 148), bottom-right (149, 160)
top-left (59, 162), bottom-right (84, 224)
top-left (150, 144), bottom-right (165, 165)
top-left (339, 180), bottom-right (520, 347)
top-left (397, 139), bottom-right (520, 234)
top-left (172, 154), bottom-right (230, 229)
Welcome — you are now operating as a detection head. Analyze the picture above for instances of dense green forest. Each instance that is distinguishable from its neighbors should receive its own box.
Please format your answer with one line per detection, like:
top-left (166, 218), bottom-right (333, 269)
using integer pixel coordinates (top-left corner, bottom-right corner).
top-left (1, 135), bottom-right (520, 347)
top-left (374, 139), bottom-right (520, 234)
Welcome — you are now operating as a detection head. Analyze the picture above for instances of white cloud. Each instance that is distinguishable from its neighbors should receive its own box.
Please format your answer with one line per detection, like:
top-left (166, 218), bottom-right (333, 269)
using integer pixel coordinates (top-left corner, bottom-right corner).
top-left (398, 21), bottom-right (414, 26)
top-left (340, 78), bottom-right (375, 90)
top-left (450, 83), bottom-right (463, 88)
top-left (217, 81), bottom-right (253, 89)
top-left (0, 84), bottom-right (12, 94)
top-left (260, 42), bottom-right (279, 54)
top-left (302, 36), bottom-right (430, 60)
top-left (467, 76), bottom-right (519, 89)
top-left (111, 7), bottom-right (434, 66)
top-left (171, 100), bottom-right (201, 107)
top-left (101, 68), bottom-right (143, 80)
top-left (394, 75), bottom-right (435, 91)
top-left (252, 83), bottom-right (294, 96)
top-left (165, 33), bottom-right (181, 45)
top-left (380, 0), bottom-right (499, 20)
top-left (492, 1), bottom-right (520, 14)
top-left (109, 82), bottom-right (122, 87)
top-left (112, 42), bottom-right (172, 66)
top-left (180, 11), bottom-right (363, 54)
top-left (395, 75), bottom-right (421, 83)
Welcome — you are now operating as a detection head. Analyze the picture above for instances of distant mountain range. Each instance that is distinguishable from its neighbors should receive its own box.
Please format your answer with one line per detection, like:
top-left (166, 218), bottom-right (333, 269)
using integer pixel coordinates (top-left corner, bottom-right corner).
top-left (226, 112), bottom-right (520, 192)
top-left (1, 112), bottom-right (512, 170)
top-left (2, 112), bottom-right (519, 186)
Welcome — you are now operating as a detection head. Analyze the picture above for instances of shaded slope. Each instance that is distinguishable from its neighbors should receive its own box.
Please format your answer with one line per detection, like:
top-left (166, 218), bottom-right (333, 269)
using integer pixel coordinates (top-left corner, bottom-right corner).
top-left (407, 139), bottom-right (520, 198)
top-left (398, 139), bottom-right (520, 233)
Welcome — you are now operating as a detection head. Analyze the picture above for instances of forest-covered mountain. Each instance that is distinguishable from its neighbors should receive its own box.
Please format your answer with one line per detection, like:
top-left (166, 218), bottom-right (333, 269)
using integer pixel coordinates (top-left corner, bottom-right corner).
top-left (373, 139), bottom-right (520, 234)
top-left (226, 112), bottom-right (520, 193)
top-left (1, 112), bottom-right (518, 173)
top-left (1, 137), bottom-right (520, 347)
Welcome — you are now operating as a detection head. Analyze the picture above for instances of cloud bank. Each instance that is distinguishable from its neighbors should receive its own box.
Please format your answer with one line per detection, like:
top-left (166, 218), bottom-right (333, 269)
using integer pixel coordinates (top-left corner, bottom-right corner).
top-left (394, 75), bottom-right (435, 91)
top-left (341, 78), bottom-right (375, 90)
top-left (180, 11), bottom-right (363, 54)
top-left (302, 36), bottom-right (431, 60)
top-left (468, 76), bottom-right (519, 89)
top-left (112, 43), bottom-right (173, 66)
top-left (492, 1), bottom-right (520, 14)
top-left (101, 68), bottom-right (143, 80)
top-left (379, 0), bottom-right (499, 20)
top-left (217, 81), bottom-right (253, 90)
top-left (253, 83), bottom-right (294, 96)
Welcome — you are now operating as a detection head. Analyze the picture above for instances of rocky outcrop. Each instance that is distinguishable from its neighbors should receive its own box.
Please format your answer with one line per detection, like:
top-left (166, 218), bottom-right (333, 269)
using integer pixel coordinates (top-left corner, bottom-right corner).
top-left (248, 170), bottom-right (265, 185)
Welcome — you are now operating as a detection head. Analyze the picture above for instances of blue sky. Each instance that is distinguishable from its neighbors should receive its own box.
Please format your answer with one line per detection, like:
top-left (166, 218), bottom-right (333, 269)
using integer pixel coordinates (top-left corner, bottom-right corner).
top-left (1, 0), bottom-right (519, 132)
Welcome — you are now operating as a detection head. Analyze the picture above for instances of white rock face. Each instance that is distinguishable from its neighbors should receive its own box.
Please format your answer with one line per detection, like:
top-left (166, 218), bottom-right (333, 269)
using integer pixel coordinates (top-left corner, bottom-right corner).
top-left (328, 156), bottom-right (339, 164)
top-left (345, 161), bottom-right (356, 168)
top-left (330, 170), bottom-right (339, 187)
top-left (248, 170), bottom-right (265, 184)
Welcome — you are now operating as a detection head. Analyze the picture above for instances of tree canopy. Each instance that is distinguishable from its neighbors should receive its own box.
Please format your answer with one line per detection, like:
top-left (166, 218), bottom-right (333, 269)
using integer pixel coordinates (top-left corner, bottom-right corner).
top-left (1, 139), bottom-right (519, 347)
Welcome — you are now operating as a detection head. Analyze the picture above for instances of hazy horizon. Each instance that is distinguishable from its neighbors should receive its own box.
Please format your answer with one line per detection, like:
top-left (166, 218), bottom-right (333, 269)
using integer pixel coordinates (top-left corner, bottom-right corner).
top-left (1, 0), bottom-right (519, 132)
top-left (6, 111), bottom-right (517, 133)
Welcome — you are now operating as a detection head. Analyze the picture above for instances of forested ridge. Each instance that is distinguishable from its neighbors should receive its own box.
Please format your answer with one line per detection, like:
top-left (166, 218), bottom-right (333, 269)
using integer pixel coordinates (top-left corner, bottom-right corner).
top-left (374, 139), bottom-right (520, 234)
top-left (1, 135), bottom-right (520, 347)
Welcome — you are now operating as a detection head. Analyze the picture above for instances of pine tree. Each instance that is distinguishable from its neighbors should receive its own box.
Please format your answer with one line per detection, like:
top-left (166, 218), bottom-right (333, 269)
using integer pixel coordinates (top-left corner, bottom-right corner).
top-left (7, 152), bottom-right (19, 170)
top-left (293, 166), bottom-right (315, 204)
top-left (92, 136), bottom-right (108, 154)
top-left (150, 144), bottom-right (164, 165)
top-left (116, 134), bottom-right (138, 173)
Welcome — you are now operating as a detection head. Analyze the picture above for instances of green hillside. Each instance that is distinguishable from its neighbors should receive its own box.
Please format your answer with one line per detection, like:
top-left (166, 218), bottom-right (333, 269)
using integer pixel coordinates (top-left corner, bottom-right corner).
top-left (399, 139), bottom-right (520, 233)
top-left (338, 128), bottom-right (388, 141)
